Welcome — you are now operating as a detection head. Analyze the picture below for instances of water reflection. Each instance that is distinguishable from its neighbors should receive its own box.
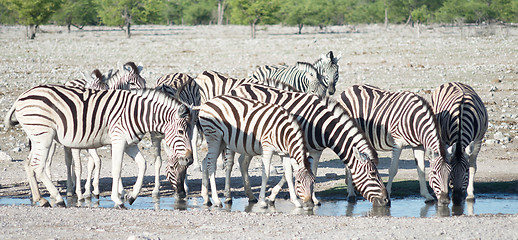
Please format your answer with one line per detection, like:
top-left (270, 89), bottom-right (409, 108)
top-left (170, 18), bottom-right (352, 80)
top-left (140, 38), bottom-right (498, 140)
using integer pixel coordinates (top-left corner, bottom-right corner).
top-left (0, 195), bottom-right (515, 217)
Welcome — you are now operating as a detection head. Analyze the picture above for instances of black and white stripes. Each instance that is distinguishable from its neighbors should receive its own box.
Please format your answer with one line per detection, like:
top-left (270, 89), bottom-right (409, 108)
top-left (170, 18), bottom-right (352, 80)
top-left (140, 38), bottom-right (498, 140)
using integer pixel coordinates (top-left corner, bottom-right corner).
top-left (339, 84), bottom-right (451, 205)
top-left (431, 82), bottom-right (488, 205)
top-left (5, 85), bottom-right (193, 207)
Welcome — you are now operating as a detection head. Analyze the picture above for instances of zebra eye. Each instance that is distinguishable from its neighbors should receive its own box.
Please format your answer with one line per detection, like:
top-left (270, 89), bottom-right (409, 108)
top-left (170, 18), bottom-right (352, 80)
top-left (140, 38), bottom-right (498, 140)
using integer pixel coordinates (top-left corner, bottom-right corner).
top-left (178, 129), bottom-right (184, 135)
top-left (369, 171), bottom-right (377, 178)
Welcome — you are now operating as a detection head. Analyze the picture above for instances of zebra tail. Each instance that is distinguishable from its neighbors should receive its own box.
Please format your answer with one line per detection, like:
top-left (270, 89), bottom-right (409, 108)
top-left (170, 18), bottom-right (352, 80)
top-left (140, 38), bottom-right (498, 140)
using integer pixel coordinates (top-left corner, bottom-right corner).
top-left (4, 104), bottom-right (18, 131)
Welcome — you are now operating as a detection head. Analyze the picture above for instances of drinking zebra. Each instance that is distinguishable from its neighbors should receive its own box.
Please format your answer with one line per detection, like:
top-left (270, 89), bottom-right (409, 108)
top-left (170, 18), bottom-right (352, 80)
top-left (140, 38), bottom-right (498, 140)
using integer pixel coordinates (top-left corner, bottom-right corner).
top-left (153, 72), bottom-right (201, 197)
top-left (338, 84), bottom-right (451, 205)
top-left (431, 82), bottom-right (488, 205)
top-left (4, 85), bottom-right (193, 208)
top-left (196, 95), bottom-right (315, 208)
top-left (58, 62), bottom-right (146, 200)
top-left (252, 51), bottom-right (340, 96)
top-left (228, 83), bottom-right (390, 207)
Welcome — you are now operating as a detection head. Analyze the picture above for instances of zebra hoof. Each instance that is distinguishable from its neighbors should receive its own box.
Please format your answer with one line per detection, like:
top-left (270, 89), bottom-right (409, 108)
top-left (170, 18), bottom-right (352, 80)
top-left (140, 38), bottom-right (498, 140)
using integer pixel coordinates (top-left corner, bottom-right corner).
top-left (127, 196), bottom-right (136, 205)
top-left (40, 199), bottom-right (51, 207)
top-left (248, 198), bottom-right (258, 203)
top-left (94, 194), bottom-right (100, 199)
top-left (347, 196), bottom-right (357, 203)
top-left (224, 197), bottom-right (233, 204)
top-left (424, 198), bottom-right (435, 204)
top-left (114, 204), bottom-right (127, 209)
top-left (55, 201), bottom-right (66, 208)
top-left (203, 200), bottom-right (212, 207)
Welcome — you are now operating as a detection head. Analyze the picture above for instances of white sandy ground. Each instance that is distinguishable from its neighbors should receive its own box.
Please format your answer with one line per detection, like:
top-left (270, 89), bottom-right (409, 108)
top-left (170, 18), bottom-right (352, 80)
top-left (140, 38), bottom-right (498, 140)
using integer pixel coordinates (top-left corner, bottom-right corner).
top-left (0, 24), bottom-right (517, 239)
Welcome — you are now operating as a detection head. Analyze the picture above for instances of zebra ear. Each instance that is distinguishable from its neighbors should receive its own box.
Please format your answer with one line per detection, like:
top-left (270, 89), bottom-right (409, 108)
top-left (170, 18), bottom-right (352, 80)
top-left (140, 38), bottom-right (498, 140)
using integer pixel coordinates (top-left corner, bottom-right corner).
top-left (177, 104), bottom-right (191, 119)
top-left (446, 143), bottom-right (456, 159)
top-left (137, 63), bottom-right (144, 74)
top-left (334, 53), bottom-right (342, 63)
top-left (353, 146), bottom-right (368, 163)
top-left (465, 141), bottom-right (475, 156)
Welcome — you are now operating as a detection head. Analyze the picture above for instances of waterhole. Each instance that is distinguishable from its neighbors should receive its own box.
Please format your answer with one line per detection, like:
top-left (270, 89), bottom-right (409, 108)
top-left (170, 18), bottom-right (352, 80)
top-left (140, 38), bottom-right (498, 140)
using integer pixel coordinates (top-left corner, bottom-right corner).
top-left (1, 194), bottom-right (516, 217)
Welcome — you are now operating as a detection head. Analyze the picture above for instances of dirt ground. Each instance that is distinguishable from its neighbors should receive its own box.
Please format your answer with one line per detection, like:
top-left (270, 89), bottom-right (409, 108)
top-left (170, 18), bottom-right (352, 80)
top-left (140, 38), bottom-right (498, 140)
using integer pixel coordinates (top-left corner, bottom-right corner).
top-left (0, 24), bottom-right (517, 239)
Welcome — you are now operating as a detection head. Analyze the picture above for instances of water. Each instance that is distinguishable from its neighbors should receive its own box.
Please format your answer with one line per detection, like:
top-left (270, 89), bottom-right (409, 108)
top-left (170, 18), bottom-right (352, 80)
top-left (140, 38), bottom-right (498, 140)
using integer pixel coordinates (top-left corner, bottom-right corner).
top-left (1, 194), bottom-right (517, 217)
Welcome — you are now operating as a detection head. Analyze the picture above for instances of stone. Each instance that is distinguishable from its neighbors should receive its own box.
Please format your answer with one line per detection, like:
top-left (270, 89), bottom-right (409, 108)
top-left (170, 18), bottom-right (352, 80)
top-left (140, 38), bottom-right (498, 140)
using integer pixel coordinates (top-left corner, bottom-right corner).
top-left (0, 151), bottom-right (13, 162)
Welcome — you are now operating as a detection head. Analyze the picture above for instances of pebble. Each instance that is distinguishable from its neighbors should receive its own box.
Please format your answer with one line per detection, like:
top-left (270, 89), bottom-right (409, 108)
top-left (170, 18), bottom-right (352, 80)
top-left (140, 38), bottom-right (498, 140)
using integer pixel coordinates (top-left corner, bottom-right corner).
top-left (0, 151), bottom-right (13, 162)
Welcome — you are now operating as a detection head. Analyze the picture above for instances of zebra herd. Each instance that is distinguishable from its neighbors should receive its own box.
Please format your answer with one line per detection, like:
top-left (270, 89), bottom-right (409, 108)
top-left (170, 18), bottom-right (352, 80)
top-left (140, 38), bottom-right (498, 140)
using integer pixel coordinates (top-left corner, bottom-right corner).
top-left (4, 51), bottom-right (488, 210)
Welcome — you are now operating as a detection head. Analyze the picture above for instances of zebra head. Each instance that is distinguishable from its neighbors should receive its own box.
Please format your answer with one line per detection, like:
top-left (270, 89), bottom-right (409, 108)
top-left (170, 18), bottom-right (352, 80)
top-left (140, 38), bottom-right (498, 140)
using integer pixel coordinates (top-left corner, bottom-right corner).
top-left (446, 142), bottom-right (474, 205)
top-left (427, 149), bottom-right (452, 206)
top-left (84, 69), bottom-right (109, 90)
top-left (350, 147), bottom-right (390, 207)
top-left (296, 62), bottom-right (327, 96)
top-left (315, 51), bottom-right (341, 95)
top-left (163, 104), bottom-right (194, 167)
top-left (116, 61), bottom-right (147, 90)
top-left (294, 157), bottom-right (315, 209)
top-left (166, 155), bottom-right (189, 198)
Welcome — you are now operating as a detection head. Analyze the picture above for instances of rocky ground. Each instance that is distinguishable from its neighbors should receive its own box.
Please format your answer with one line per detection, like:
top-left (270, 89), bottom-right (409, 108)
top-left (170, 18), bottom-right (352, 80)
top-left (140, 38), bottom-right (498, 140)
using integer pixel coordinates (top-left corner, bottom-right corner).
top-left (0, 24), bottom-right (517, 239)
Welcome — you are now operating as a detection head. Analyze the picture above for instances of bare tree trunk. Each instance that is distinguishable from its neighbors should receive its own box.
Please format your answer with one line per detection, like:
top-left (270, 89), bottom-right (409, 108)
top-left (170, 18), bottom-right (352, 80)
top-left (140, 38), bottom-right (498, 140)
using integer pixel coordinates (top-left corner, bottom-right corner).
top-left (126, 15), bottom-right (132, 38)
top-left (384, 8), bottom-right (388, 29)
top-left (298, 23), bottom-right (303, 34)
top-left (251, 22), bottom-right (255, 39)
top-left (217, 0), bottom-right (225, 25)
top-left (26, 25), bottom-right (36, 39)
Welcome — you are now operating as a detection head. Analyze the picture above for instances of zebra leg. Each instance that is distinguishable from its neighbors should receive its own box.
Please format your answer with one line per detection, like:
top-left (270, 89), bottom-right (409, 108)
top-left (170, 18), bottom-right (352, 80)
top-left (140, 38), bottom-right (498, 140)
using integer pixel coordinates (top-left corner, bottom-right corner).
top-left (258, 149), bottom-right (274, 208)
top-left (413, 147), bottom-right (435, 202)
top-left (386, 146), bottom-right (403, 198)
top-left (150, 133), bottom-right (162, 198)
top-left (280, 157), bottom-right (303, 208)
top-left (64, 146), bottom-right (75, 197)
top-left (70, 148), bottom-right (84, 201)
top-left (466, 142), bottom-right (481, 201)
top-left (123, 144), bottom-right (147, 205)
top-left (190, 125), bottom-right (201, 172)
top-left (24, 153), bottom-right (50, 207)
top-left (237, 155), bottom-right (257, 202)
top-left (45, 141), bottom-right (56, 182)
top-left (85, 148), bottom-right (101, 198)
top-left (201, 155), bottom-right (211, 206)
top-left (346, 168), bottom-right (357, 202)
top-left (309, 151), bottom-right (322, 205)
top-left (32, 144), bottom-right (65, 207)
top-left (201, 137), bottom-right (224, 206)
top-left (223, 149), bottom-right (235, 204)
top-left (267, 174), bottom-right (286, 203)
top-left (110, 142), bottom-right (126, 208)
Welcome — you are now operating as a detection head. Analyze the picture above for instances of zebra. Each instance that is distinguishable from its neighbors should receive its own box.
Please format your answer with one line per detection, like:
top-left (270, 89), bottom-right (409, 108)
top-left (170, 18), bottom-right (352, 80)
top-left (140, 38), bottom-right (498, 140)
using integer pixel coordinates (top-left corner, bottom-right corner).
top-left (338, 84), bottom-right (451, 205)
top-left (153, 72), bottom-right (201, 197)
top-left (196, 95), bottom-right (315, 208)
top-left (252, 51), bottom-right (341, 96)
top-left (56, 62), bottom-right (147, 200)
top-left (228, 82), bottom-right (390, 207)
top-left (431, 82), bottom-right (488, 205)
top-left (4, 85), bottom-right (193, 208)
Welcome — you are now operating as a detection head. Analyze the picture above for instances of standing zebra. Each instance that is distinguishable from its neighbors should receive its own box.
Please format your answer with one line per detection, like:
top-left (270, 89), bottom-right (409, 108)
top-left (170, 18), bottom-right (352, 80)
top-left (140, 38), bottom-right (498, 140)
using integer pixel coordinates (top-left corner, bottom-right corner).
top-left (153, 72), bottom-right (201, 197)
top-left (228, 83), bottom-right (390, 207)
top-left (59, 62), bottom-right (146, 200)
top-left (4, 85), bottom-right (193, 208)
top-left (431, 82), bottom-right (488, 205)
top-left (338, 84), bottom-right (451, 205)
top-left (252, 51), bottom-right (340, 96)
top-left (197, 95), bottom-right (315, 208)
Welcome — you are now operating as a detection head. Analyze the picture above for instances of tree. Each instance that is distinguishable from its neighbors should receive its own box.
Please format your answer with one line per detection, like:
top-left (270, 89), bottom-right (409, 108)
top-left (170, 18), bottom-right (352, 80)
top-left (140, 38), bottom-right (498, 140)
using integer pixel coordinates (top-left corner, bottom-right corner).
top-left (96, 0), bottom-right (165, 38)
top-left (52, 0), bottom-right (99, 32)
top-left (1, 0), bottom-right (63, 39)
top-left (229, 0), bottom-right (280, 39)
top-left (280, 0), bottom-right (319, 33)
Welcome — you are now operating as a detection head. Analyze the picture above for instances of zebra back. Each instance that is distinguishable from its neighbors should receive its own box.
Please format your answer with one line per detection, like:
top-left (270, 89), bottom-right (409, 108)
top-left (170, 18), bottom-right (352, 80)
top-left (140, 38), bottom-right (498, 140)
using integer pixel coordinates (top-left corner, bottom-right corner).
top-left (194, 70), bottom-right (299, 104)
top-left (252, 62), bottom-right (327, 96)
top-left (230, 83), bottom-right (389, 205)
top-left (65, 69), bottom-right (104, 89)
top-left (156, 72), bottom-right (200, 106)
top-left (313, 51), bottom-right (341, 95)
top-left (431, 82), bottom-right (488, 202)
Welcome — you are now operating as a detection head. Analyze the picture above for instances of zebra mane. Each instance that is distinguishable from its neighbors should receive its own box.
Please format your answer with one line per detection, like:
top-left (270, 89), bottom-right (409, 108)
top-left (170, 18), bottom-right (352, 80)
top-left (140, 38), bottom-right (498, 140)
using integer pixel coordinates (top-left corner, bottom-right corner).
top-left (295, 62), bottom-right (319, 76)
top-left (323, 96), bottom-right (380, 164)
top-left (130, 88), bottom-right (186, 110)
top-left (314, 51), bottom-right (341, 66)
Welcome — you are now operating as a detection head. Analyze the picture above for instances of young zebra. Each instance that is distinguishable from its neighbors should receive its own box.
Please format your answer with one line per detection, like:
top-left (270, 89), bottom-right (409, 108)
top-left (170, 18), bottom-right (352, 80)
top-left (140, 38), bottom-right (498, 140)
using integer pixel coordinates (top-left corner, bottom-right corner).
top-left (229, 83), bottom-right (390, 207)
top-left (153, 72), bottom-right (201, 197)
top-left (431, 82), bottom-right (488, 205)
top-left (59, 62), bottom-right (146, 200)
top-left (252, 51), bottom-right (341, 96)
top-left (197, 95), bottom-right (315, 208)
top-left (338, 84), bottom-right (451, 205)
top-left (4, 85), bottom-right (193, 208)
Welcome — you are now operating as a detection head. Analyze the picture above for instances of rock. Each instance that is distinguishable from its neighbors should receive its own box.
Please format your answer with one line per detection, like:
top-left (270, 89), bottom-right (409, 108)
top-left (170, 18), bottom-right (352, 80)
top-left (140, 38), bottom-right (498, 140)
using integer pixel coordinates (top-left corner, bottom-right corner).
top-left (0, 151), bottom-right (13, 162)
top-left (494, 132), bottom-right (510, 143)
